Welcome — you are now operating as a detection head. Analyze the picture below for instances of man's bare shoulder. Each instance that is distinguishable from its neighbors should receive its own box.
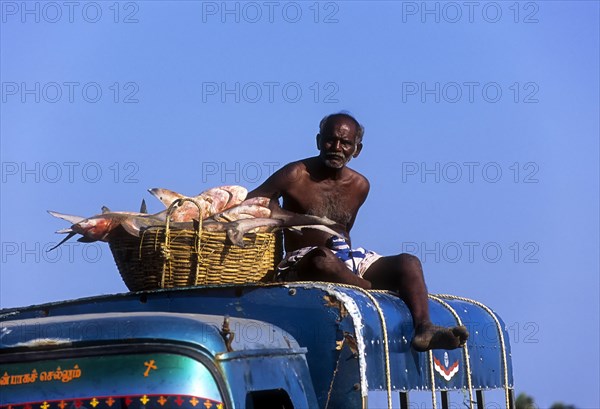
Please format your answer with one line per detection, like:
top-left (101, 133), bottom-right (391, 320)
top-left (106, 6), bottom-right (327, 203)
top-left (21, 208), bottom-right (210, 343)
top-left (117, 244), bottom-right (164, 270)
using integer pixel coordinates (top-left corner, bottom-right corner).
top-left (247, 159), bottom-right (310, 199)
top-left (345, 167), bottom-right (370, 193)
top-left (273, 159), bottom-right (311, 183)
top-left (279, 159), bottom-right (308, 174)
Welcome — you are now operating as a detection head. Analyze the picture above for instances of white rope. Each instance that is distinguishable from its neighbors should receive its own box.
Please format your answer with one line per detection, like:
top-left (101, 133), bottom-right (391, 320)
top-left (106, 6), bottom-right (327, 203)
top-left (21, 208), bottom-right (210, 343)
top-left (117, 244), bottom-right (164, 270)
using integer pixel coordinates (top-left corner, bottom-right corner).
top-left (427, 349), bottom-right (438, 409)
top-left (437, 294), bottom-right (511, 409)
top-left (293, 283), bottom-right (393, 409)
top-left (428, 295), bottom-right (474, 409)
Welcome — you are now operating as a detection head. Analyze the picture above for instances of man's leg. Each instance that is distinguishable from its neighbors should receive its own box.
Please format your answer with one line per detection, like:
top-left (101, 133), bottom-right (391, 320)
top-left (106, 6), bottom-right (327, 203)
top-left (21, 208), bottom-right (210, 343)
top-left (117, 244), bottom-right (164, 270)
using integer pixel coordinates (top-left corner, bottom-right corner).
top-left (292, 247), bottom-right (372, 290)
top-left (362, 253), bottom-right (469, 351)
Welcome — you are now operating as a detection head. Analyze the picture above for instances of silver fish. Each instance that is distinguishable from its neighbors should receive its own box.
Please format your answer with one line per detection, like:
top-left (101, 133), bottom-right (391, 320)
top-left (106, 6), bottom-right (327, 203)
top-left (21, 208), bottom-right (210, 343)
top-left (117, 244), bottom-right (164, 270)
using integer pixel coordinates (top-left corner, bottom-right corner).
top-left (48, 210), bottom-right (167, 250)
top-left (224, 216), bottom-right (344, 247)
top-left (129, 205), bottom-right (346, 248)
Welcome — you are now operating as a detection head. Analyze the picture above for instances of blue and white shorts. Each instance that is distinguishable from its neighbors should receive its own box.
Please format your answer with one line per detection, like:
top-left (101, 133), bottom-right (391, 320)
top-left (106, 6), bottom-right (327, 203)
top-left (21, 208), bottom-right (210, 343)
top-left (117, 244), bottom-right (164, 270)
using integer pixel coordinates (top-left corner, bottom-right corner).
top-left (276, 236), bottom-right (382, 280)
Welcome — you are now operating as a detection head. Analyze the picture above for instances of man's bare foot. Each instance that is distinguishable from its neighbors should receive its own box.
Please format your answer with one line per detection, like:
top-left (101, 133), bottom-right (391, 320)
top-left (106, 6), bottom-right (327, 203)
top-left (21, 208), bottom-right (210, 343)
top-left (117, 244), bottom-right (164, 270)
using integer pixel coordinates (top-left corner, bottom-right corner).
top-left (411, 323), bottom-right (469, 352)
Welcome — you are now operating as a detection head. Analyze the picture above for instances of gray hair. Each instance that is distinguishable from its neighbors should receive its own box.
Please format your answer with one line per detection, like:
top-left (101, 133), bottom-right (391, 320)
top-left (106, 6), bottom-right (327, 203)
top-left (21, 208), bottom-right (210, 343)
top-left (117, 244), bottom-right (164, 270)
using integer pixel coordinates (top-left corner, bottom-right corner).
top-left (319, 112), bottom-right (365, 143)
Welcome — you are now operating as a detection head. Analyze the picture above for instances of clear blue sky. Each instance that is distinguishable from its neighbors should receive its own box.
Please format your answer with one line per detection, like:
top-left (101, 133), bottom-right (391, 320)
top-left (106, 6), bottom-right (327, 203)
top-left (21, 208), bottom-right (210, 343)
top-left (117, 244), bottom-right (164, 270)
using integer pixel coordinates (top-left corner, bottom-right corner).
top-left (1, 1), bottom-right (598, 407)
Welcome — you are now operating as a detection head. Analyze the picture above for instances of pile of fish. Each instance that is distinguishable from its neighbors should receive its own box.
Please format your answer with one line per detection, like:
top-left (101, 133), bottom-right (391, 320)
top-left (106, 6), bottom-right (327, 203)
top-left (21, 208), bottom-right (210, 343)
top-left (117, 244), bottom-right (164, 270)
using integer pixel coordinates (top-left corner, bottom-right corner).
top-left (49, 185), bottom-right (344, 249)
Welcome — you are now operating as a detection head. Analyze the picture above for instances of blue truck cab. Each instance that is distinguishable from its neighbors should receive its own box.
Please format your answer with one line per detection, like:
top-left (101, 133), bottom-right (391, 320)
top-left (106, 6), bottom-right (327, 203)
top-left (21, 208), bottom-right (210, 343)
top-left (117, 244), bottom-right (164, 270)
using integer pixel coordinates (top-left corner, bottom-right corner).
top-left (0, 283), bottom-right (514, 408)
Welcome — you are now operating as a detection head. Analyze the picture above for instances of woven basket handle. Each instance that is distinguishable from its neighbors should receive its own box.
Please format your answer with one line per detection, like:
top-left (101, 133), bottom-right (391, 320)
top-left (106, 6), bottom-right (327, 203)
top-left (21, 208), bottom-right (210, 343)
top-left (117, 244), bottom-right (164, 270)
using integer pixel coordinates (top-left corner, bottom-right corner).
top-left (164, 197), bottom-right (206, 231)
top-left (161, 197), bottom-right (207, 287)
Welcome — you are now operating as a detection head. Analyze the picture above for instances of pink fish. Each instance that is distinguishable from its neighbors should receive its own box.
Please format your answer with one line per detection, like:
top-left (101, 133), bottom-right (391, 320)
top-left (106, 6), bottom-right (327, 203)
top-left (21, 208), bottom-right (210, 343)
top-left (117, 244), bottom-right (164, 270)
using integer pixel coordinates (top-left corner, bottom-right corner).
top-left (148, 185), bottom-right (248, 221)
top-left (217, 185), bottom-right (248, 209)
top-left (238, 196), bottom-right (272, 208)
top-left (198, 188), bottom-right (231, 215)
top-left (147, 188), bottom-right (211, 221)
top-left (198, 185), bottom-right (247, 213)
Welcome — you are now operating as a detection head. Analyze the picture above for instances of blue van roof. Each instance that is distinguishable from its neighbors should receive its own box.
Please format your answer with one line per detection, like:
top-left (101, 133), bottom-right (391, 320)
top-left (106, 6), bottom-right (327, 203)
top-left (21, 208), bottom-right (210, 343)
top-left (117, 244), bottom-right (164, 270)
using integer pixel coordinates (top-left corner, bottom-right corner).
top-left (1, 311), bottom-right (303, 357)
top-left (0, 283), bottom-right (513, 408)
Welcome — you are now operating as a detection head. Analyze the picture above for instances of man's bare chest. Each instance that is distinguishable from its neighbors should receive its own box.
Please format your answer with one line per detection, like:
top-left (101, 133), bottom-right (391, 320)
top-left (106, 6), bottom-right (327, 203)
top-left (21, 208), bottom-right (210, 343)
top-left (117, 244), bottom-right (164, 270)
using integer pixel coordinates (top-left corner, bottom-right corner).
top-left (286, 183), bottom-right (359, 226)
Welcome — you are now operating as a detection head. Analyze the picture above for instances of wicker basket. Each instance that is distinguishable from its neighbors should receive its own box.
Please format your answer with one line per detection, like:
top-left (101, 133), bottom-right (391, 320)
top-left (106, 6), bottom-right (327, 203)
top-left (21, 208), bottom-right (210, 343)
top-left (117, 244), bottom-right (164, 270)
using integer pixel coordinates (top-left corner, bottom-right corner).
top-left (108, 199), bottom-right (282, 291)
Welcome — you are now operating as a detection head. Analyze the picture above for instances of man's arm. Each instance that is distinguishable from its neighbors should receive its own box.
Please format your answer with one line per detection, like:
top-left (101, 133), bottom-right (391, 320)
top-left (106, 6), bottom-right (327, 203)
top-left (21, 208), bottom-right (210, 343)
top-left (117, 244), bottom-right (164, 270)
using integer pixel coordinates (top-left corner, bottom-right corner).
top-left (346, 175), bottom-right (370, 232)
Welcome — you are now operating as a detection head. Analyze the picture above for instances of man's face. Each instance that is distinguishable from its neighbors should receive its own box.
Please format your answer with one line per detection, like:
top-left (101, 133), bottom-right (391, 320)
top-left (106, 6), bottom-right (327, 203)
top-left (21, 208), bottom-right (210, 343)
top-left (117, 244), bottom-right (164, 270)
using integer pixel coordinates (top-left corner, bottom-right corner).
top-left (317, 118), bottom-right (362, 169)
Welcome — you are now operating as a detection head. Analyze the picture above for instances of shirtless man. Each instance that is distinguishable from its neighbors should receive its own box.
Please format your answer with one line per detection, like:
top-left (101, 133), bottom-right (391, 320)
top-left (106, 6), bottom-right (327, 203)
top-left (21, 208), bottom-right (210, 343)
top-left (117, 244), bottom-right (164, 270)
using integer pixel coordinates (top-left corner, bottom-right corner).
top-left (247, 113), bottom-right (468, 351)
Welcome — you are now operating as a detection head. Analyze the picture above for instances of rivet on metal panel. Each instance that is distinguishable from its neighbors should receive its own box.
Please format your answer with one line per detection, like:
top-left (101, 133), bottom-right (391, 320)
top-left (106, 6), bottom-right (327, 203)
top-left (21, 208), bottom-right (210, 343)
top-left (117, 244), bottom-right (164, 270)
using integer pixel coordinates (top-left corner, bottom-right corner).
top-left (288, 288), bottom-right (297, 296)
top-left (353, 383), bottom-right (360, 391)
top-left (405, 369), bottom-right (409, 373)
top-left (220, 316), bottom-right (235, 353)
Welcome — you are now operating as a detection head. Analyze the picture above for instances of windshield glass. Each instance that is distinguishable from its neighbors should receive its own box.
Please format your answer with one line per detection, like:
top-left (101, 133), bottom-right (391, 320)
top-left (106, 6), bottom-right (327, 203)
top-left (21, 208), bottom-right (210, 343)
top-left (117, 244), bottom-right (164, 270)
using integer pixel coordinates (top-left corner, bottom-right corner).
top-left (0, 352), bottom-right (224, 408)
